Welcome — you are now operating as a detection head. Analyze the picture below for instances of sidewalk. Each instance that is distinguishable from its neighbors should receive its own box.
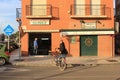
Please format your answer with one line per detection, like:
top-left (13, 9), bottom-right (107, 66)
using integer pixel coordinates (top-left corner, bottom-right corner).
top-left (9, 49), bottom-right (120, 67)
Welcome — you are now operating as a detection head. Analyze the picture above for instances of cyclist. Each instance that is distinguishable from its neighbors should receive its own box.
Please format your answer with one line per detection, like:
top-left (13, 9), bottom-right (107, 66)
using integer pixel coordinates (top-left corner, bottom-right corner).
top-left (59, 40), bottom-right (68, 61)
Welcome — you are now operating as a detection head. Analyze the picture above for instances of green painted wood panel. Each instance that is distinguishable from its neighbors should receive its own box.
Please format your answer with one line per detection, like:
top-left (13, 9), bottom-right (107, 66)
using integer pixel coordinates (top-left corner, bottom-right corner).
top-left (80, 36), bottom-right (98, 56)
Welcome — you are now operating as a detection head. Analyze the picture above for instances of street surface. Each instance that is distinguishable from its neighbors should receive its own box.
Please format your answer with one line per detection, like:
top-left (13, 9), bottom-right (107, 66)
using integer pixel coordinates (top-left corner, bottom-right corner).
top-left (0, 64), bottom-right (120, 80)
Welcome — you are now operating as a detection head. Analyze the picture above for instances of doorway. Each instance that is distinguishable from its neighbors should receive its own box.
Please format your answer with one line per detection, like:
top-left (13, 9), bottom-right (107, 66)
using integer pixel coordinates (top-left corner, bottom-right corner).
top-left (80, 35), bottom-right (98, 56)
top-left (29, 33), bottom-right (51, 55)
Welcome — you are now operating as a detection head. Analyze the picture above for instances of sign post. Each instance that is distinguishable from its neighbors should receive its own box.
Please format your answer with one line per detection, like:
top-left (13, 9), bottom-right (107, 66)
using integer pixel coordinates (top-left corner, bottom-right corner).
top-left (8, 36), bottom-right (10, 52)
top-left (4, 25), bottom-right (14, 52)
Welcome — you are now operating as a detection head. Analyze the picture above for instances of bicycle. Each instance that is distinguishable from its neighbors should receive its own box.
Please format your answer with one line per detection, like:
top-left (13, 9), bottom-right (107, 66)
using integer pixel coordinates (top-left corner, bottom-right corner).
top-left (49, 48), bottom-right (67, 71)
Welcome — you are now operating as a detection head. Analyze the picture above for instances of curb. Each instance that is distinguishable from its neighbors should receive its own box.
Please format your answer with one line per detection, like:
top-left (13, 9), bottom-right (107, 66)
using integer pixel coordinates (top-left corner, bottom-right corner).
top-left (10, 55), bottom-right (120, 67)
top-left (11, 59), bottom-right (120, 67)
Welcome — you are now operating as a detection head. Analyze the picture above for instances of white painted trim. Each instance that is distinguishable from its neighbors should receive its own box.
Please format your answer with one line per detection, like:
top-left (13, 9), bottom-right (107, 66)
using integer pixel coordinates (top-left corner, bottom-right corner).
top-left (70, 15), bottom-right (107, 18)
top-left (26, 15), bottom-right (52, 19)
top-left (61, 31), bottom-right (114, 36)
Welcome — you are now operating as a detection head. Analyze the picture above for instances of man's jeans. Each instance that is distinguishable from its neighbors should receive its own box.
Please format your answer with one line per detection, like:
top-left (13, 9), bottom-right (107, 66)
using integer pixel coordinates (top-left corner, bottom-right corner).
top-left (33, 48), bottom-right (37, 55)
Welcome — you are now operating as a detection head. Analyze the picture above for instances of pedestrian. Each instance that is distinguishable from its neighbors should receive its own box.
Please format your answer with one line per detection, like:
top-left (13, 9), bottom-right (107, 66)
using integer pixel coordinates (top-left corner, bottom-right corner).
top-left (33, 38), bottom-right (38, 55)
top-left (59, 40), bottom-right (68, 59)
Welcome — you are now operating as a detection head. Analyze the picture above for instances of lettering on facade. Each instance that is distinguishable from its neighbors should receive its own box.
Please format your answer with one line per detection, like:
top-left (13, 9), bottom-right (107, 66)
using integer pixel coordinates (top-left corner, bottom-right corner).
top-left (30, 19), bottom-right (49, 25)
top-left (81, 22), bottom-right (96, 29)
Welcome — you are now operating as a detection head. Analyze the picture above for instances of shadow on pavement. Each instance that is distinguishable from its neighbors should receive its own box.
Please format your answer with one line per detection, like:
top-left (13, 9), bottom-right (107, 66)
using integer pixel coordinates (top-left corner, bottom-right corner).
top-left (34, 64), bottom-right (100, 80)
top-left (116, 78), bottom-right (120, 80)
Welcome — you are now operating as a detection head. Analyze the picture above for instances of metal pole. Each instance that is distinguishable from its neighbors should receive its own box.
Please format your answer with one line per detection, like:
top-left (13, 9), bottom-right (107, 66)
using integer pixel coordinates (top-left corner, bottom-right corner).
top-left (19, 30), bottom-right (21, 59)
top-left (15, 17), bottom-right (22, 61)
top-left (15, 26), bottom-right (23, 61)
top-left (8, 36), bottom-right (10, 52)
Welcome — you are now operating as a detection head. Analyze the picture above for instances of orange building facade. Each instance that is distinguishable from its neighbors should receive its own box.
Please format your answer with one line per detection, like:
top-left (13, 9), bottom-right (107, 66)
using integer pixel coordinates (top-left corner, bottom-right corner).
top-left (20, 0), bottom-right (115, 57)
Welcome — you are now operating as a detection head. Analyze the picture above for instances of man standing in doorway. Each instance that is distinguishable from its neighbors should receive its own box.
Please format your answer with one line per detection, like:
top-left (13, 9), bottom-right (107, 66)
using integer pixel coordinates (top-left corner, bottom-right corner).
top-left (33, 38), bottom-right (38, 55)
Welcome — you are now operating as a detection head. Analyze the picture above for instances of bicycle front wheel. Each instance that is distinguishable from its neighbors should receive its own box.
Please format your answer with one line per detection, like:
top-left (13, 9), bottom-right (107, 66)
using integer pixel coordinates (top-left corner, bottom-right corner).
top-left (58, 60), bottom-right (67, 71)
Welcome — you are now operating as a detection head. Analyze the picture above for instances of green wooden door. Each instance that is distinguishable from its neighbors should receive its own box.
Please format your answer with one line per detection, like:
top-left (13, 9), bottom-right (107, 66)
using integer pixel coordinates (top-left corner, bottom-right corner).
top-left (80, 36), bottom-right (98, 56)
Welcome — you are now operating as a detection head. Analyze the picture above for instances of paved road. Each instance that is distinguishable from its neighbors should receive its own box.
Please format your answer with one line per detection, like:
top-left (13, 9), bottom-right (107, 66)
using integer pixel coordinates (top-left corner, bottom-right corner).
top-left (0, 64), bottom-right (120, 80)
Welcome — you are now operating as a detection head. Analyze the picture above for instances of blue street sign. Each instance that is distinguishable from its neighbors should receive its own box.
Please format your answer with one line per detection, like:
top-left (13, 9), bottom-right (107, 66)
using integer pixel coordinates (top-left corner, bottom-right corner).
top-left (4, 25), bottom-right (14, 36)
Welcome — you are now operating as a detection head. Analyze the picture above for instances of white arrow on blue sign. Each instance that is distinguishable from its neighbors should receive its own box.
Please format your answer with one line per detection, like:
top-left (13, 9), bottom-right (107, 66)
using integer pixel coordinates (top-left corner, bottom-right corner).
top-left (4, 25), bottom-right (14, 36)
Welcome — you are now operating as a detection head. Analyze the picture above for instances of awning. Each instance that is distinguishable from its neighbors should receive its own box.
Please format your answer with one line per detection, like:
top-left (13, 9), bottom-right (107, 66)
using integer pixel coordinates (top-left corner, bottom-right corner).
top-left (23, 30), bottom-right (59, 33)
top-left (61, 29), bottom-right (115, 36)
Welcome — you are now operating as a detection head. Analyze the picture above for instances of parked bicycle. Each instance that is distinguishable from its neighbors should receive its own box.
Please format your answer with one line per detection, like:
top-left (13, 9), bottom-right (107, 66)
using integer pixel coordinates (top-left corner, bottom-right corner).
top-left (49, 48), bottom-right (67, 71)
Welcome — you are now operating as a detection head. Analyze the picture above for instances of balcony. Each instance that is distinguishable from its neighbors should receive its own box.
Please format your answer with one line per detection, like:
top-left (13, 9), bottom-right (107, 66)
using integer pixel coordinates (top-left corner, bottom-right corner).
top-left (26, 5), bottom-right (52, 19)
top-left (70, 4), bottom-right (111, 19)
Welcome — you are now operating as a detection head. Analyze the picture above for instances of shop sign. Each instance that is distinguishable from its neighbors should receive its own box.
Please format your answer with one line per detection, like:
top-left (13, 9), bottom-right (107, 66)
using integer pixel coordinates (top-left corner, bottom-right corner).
top-left (82, 22), bottom-right (96, 29)
top-left (30, 19), bottom-right (49, 25)
top-left (70, 36), bottom-right (76, 43)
